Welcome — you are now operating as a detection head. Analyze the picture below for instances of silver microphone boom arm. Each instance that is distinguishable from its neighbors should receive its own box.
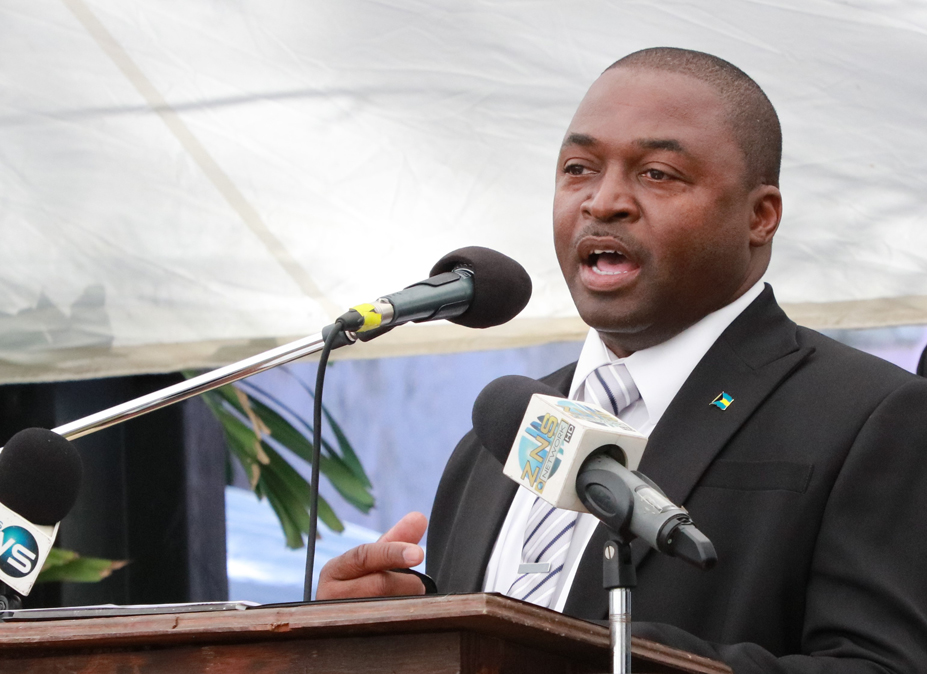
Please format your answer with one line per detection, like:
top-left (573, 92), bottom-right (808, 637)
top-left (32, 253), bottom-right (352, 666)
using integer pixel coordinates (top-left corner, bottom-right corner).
top-left (49, 328), bottom-right (352, 442)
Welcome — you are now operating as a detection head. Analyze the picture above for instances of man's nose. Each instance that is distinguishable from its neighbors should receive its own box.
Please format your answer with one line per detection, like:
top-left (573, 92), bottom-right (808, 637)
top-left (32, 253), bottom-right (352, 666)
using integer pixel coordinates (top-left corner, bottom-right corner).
top-left (583, 171), bottom-right (640, 223)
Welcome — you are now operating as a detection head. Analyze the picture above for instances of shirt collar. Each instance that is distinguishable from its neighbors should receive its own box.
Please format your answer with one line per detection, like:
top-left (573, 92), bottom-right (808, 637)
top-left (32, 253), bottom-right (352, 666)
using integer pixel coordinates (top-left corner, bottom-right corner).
top-left (569, 279), bottom-right (766, 428)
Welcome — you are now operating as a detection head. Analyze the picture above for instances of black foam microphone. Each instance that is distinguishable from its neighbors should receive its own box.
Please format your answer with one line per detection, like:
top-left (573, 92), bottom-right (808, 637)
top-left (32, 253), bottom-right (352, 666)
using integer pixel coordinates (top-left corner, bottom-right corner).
top-left (339, 246), bottom-right (532, 339)
top-left (472, 375), bottom-right (716, 570)
top-left (427, 247), bottom-right (532, 329)
top-left (471, 374), bottom-right (548, 464)
top-left (0, 428), bottom-right (83, 526)
top-left (0, 428), bottom-right (82, 600)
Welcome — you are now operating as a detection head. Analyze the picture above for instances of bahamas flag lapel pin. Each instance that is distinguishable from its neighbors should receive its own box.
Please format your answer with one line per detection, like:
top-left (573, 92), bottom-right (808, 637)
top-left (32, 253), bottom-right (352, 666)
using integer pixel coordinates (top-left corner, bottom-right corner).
top-left (711, 392), bottom-right (734, 410)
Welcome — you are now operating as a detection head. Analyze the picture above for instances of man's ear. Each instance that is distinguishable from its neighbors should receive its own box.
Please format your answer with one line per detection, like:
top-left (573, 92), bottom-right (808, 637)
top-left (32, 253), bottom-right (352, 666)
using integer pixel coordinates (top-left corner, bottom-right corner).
top-left (749, 185), bottom-right (782, 247)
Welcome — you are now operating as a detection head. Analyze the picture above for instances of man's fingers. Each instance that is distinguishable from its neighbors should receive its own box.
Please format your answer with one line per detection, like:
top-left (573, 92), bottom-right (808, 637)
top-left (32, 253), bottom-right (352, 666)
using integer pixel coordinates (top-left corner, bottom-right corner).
top-left (379, 511), bottom-right (428, 545)
top-left (322, 541), bottom-right (423, 582)
top-left (316, 569), bottom-right (426, 601)
top-left (315, 513), bottom-right (429, 601)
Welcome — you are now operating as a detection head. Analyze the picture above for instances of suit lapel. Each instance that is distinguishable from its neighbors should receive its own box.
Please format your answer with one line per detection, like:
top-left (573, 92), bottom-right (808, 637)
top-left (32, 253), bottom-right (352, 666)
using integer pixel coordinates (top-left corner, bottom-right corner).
top-left (443, 362), bottom-right (577, 592)
top-left (638, 287), bottom-right (813, 509)
top-left (565, 287), bottom-right (815, 617)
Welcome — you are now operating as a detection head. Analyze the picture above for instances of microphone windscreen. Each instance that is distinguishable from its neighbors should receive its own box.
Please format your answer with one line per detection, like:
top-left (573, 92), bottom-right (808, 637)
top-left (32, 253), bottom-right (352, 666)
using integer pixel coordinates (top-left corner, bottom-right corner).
top-left (429, 246), bottom-right (532, 329)
top-left (0, 428), bottom-right (82, 525)
top-left (471, 375), bottom-right (561, 463)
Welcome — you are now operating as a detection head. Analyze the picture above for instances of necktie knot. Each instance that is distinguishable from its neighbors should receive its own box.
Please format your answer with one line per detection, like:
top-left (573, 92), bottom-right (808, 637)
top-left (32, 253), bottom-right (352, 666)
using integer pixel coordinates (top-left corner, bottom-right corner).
top-left (584, 362), bottom-right (640, 417)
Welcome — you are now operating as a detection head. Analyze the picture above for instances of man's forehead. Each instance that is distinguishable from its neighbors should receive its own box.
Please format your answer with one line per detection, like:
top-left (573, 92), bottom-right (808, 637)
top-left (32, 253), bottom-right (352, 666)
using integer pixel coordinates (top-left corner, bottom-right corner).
top-left (561, 69), bottom-right (733, 152)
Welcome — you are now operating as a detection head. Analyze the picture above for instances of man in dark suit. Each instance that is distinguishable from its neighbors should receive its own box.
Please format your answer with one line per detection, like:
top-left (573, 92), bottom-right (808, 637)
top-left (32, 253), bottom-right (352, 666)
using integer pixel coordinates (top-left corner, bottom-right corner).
top-left (318, 48), bottom-right (927, 672)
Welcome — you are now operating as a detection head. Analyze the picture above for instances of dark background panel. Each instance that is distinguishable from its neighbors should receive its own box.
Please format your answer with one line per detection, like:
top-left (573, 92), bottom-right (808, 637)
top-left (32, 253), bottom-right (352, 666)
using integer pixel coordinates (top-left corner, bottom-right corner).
top-left (0, 374), bottom-right (228, 608)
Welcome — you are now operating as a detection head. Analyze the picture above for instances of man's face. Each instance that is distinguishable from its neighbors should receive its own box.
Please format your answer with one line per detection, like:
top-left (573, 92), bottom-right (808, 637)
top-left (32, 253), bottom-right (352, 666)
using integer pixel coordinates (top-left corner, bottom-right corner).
top-left (553, 67), bottom-right (770, 356)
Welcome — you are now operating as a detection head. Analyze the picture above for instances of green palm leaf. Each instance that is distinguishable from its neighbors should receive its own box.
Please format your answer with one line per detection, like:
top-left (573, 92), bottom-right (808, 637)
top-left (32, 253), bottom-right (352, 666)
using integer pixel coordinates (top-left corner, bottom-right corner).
top-left (194, 373), bottom-right (374, 550)
top-left (37, 548), bottom-right (128, 584)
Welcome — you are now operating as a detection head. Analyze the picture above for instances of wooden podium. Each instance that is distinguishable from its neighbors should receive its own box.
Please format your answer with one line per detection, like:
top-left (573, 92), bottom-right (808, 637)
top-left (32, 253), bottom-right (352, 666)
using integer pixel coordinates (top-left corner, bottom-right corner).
top-left (0, 593), bottom-right (730, 674)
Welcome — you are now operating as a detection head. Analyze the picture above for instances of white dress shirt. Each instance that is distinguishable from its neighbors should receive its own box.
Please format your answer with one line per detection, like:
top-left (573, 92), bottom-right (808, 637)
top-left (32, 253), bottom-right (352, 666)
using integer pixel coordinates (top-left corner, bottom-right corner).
top-left (481, 280), bottom-right (766, 611)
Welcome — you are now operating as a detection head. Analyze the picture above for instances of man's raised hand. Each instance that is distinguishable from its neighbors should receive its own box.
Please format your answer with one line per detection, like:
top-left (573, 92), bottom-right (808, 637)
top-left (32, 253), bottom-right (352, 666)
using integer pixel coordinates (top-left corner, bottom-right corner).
top-left (316, 511), bottom-right (428, 600)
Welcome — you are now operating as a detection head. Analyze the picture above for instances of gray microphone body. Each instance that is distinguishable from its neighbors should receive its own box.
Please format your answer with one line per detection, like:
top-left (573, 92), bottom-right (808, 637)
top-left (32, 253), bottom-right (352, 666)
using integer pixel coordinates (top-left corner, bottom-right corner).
top-left (576, 453), bottom-right (716, 569)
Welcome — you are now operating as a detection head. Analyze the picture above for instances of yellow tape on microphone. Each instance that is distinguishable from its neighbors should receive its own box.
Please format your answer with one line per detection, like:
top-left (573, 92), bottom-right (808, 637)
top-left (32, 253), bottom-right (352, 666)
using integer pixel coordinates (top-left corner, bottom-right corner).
top-left (350, 303), bottom-right (383, 333)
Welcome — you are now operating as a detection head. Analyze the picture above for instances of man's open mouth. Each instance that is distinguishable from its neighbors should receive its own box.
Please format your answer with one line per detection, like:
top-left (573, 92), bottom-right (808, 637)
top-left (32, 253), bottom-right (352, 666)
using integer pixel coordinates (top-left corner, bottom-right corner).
top-left (587, 249), bottom-right (638, 276)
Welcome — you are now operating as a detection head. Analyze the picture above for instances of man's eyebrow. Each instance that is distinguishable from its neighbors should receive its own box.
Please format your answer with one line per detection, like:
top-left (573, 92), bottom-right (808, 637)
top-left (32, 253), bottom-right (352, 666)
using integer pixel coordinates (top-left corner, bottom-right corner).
top-left (636, 138), bottom-right (687, 154)
top-left (560, 135), bottom-right (689, 155)
top-left (561, 133), bottom-right (598, 149)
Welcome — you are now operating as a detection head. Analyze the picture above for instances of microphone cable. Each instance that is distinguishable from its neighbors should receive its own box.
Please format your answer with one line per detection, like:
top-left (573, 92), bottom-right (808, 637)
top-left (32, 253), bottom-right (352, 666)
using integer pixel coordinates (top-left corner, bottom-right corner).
top-left (303, 318), bottom-right (348, 602)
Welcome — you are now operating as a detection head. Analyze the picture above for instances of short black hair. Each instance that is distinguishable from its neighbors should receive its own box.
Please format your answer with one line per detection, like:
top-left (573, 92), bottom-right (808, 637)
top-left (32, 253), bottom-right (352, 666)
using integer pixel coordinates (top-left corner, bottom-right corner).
top-left (607, 48), bottom-right (781, 188)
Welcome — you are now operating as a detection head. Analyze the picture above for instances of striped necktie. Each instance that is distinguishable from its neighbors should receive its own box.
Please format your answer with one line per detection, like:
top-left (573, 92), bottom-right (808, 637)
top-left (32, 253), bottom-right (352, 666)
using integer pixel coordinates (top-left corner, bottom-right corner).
top-left (506, 362), bottom-right (640, 608)
top-left (583, 361), bottom-right (640, 416)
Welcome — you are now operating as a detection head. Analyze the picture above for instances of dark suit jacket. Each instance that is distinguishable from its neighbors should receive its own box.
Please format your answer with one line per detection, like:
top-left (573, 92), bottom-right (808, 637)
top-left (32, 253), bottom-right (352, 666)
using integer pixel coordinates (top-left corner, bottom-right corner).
top-left (426, 286), bottom-right (927, 673)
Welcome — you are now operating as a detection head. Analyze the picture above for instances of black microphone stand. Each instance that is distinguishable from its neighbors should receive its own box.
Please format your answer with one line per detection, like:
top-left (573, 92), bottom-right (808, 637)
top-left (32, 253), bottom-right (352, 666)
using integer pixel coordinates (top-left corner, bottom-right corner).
top-left (576, 466), bottom-right (638, 674)
top-left (601, 532), bottom-right (636, 674)
top-left (602, 532), bottom-right (636, 674)
top-left (576, 452), bottom-right (716, 674)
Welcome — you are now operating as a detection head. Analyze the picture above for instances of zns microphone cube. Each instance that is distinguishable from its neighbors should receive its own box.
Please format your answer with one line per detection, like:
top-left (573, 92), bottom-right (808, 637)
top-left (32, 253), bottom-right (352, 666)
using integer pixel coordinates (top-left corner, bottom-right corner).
top-left (502, 395), bottom-right (647, 512)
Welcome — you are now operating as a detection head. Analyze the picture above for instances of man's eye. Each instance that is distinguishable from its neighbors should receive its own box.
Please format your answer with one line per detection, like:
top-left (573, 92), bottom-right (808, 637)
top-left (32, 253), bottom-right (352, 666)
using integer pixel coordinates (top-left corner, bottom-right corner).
top-left (563, 163), bottom-right (587, 175)
top-left (645, 168), bottom-right (668, 180)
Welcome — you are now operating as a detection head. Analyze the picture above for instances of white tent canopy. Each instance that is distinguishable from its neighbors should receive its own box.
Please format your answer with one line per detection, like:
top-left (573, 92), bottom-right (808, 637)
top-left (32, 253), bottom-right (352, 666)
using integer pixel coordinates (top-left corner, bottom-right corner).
top-left (2, 0), bottom-right (926, 383)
